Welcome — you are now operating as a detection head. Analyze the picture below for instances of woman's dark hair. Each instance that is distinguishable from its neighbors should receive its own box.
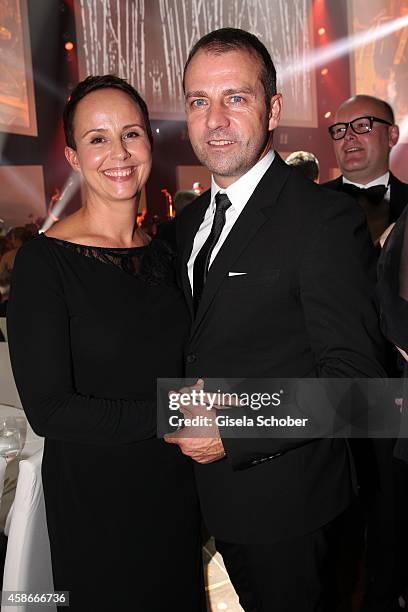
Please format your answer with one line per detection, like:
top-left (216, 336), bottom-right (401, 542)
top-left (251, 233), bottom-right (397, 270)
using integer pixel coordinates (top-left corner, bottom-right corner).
top-left (183, 28), bottom-right (277, 109)
top-left (63, 75), bottom-right (153, 149)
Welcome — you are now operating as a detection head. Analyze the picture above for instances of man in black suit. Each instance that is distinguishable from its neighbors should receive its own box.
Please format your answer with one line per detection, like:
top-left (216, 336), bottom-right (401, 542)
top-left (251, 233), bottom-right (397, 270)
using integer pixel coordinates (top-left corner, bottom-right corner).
top-left (165, 29), bottom-right (386, 611)
top-left (325, 96), bottom-right (408, 610)
top-left (324, 95), bottom-right (408, 243)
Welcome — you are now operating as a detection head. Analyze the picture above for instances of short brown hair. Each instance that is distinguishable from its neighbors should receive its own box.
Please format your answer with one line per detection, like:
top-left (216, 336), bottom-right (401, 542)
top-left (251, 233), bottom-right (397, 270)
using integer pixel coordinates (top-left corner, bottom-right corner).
top-left (183, 28), bottom-right (277, 109)
top-left (63, 75), bottom-right (153, 150)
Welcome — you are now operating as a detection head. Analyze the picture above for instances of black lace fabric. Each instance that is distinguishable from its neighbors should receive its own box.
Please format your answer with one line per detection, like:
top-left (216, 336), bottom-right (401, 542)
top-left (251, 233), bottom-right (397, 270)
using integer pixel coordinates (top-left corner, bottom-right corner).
top-left (43, 235), bottom-right (176, 286)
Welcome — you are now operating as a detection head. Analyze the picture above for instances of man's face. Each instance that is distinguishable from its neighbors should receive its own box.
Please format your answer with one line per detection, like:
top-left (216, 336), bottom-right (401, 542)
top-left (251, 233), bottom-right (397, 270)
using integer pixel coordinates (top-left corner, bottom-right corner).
top-left (332, 98), bottom-right (399, 184)
top-left (184, 49), bottom-right (281, 188)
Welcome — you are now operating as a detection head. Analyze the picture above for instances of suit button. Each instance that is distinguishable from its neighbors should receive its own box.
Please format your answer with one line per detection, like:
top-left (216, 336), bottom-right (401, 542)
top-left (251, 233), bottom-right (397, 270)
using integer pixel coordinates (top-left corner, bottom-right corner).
top-left (186, 353), bottom-right (197, 364)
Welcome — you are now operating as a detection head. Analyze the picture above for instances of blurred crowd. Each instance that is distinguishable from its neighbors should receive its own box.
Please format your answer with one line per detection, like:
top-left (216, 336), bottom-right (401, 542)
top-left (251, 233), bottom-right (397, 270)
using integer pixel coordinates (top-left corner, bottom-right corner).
top-left (0, 223), bottom-right (39, 313)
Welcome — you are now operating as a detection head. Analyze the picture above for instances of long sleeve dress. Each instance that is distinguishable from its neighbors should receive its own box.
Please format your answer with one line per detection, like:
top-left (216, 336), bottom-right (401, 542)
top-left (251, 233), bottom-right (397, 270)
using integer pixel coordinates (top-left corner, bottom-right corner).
top-left (7, 234), bottom-right (205, 611)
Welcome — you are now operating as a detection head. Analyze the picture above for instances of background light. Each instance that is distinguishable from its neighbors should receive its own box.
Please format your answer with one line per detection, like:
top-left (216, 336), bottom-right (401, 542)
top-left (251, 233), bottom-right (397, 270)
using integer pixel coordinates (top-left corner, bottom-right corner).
top-left (324, 111), bottom-right (332, 119)
top-left (317, 27), bottom-right (326, 36)
top-left (64, 41), bottom-right (74, 51)
top-left (320, 67), bottom-right (329, 76)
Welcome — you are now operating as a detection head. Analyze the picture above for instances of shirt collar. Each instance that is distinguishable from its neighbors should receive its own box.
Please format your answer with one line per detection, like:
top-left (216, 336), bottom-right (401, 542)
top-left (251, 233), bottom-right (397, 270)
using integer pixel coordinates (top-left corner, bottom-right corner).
top-left (210, 149), bottom-right (275, 214)
top-left (343, 171), bottom-right (390, 189)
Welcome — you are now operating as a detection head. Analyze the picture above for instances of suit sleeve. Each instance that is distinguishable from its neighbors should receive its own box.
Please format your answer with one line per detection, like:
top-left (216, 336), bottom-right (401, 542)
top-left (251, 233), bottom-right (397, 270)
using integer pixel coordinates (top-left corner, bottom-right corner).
top-left (222, 194), bottom-right (387, 470)
top-left (300, 194), bottom-right (386, 377)
top-left (7, 242), bottom-right (157, 444)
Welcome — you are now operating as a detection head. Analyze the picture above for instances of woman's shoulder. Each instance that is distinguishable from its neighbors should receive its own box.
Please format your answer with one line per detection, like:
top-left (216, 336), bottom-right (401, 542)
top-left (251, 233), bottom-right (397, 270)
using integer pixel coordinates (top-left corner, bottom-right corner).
top-left (14, 234), bottom-right (59, 274)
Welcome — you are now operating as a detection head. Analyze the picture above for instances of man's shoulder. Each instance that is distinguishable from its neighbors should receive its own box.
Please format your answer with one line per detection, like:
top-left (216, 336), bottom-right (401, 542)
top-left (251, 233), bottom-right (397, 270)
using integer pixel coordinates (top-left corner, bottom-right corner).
top-left (283, 169), bottom-right (356, 213)
top-left (178, 190), bottom-right (210, 223)
top-left (175, 189), bottom-right (210, 246)
top-left (390, 172), bottom-right (408, 191)
top-left (284, 171), bottom-right (367, 232)
top-left (321, 176), bottom-right (343, 191)
top-left (389, 172), bottom-right (408, 218)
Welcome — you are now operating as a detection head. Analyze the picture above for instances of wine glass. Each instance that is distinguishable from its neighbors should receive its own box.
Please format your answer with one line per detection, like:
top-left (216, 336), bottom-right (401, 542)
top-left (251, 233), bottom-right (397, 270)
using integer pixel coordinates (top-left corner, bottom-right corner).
top-left (0, 417), bottom-right (22, 460)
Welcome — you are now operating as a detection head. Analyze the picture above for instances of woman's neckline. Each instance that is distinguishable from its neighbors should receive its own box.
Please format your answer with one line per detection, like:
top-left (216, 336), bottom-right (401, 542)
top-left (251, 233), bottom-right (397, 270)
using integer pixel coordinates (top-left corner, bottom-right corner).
top-left (40, 233), bottom-right (148, 252)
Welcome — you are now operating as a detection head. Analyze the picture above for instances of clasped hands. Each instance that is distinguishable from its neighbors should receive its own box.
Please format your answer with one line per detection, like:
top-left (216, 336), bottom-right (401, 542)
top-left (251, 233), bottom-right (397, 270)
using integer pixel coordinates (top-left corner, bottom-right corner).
top-left (164, 379), bottom-right (234, 464)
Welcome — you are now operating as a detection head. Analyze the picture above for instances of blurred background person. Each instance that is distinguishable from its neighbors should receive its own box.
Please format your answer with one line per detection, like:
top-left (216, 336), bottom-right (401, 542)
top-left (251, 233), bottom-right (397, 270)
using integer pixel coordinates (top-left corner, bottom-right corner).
top-left (0, 226), bottom-right (36, 312)
top-left (324, 95), bottom-right (408, 244)
top-left (174, 189), bottom-right (198, 214)
top-left (286, 150), bottom-right (320, 182)
top-left (156, 188), bottom-right (198, 248)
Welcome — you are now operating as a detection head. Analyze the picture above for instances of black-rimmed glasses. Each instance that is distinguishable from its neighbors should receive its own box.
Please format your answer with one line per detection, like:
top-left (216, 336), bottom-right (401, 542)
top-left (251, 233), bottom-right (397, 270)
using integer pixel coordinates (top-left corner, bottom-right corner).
top-left (328, 116), bottom-right (393, 140)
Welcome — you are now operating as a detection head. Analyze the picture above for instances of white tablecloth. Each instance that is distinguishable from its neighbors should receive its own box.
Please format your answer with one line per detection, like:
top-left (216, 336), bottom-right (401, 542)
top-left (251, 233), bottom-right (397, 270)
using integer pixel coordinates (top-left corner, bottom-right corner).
top-left (0, 404), bottom-right (44, 529)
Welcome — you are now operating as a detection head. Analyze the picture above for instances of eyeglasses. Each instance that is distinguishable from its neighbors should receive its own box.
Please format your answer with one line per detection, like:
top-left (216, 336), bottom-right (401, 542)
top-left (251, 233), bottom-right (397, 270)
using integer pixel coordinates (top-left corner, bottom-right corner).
top-left (328, 116), bottom-right (393, 140)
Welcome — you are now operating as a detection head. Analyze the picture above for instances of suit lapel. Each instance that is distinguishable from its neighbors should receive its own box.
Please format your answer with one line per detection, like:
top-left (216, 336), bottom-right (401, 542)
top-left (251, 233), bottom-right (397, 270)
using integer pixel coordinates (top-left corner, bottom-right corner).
top-left (389, 173), bottom-right (408, 220)
top-left (191, 154), bottom-right (291, 338)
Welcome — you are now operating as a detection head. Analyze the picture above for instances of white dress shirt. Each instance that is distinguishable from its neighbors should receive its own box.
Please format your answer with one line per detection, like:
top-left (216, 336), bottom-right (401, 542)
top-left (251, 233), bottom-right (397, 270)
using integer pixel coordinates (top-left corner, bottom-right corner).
top-left (188, 150), bottom-right (275, 293)
top-left (342, 171), bottom-right (390, 202)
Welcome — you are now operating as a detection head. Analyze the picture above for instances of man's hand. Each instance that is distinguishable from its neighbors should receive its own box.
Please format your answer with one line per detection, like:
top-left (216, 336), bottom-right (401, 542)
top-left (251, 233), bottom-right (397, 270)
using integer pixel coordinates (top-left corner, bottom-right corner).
top-left (164, 379), bottom-right (226, 464)
top-left (165, 429), bottom-right (226, 463)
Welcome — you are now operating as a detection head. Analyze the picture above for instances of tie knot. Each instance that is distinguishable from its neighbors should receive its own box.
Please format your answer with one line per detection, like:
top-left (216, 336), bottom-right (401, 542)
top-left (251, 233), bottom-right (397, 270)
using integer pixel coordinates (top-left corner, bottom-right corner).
top-left (215, 192), bottom-right (232, 213)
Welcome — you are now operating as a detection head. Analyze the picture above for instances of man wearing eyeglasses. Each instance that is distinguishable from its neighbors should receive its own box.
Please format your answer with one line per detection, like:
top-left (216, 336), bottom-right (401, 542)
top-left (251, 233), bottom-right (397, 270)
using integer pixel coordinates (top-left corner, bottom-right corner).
top-left (325, 95), bottom-right (408, 611)
top-left (324, 95), bottom-right (408, 244)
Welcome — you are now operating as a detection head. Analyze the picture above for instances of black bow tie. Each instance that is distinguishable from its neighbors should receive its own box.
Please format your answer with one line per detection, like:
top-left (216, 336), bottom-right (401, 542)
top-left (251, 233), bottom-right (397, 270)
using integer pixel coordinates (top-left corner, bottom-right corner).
top-left (342, 183), bottom-right (387, 205)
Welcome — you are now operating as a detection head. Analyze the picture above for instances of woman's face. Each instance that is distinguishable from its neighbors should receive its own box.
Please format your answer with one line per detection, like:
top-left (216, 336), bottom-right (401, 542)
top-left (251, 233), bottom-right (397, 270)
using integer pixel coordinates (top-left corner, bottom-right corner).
top-left (65, 88), bottom-right (152, 205)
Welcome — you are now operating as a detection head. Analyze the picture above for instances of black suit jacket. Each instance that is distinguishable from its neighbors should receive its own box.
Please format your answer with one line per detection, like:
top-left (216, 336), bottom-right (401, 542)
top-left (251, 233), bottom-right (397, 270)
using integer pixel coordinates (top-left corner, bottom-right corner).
top-left (177, 154), bottom-right (387, 544)
top-left (324, 172), bottom-right (408, 222)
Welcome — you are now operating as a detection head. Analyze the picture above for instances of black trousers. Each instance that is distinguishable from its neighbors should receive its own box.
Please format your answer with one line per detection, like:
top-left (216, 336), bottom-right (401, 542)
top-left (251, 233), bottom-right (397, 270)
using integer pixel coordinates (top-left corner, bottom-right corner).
top-left (215, 518), bottom-right (340, 612)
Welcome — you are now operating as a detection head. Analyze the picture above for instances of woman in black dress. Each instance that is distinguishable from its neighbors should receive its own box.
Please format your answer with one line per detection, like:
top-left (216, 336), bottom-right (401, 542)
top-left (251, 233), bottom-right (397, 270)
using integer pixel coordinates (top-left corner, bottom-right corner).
top-left (7, 76), bottom-right (205, 611)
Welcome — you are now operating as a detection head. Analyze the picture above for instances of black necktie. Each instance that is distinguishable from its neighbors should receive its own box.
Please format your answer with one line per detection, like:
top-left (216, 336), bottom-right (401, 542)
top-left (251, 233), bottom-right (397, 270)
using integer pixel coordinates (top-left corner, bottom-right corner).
top-left (193, 192), bottom-right (232, 313)
top-left (342, 183), bottom-right (387, 205)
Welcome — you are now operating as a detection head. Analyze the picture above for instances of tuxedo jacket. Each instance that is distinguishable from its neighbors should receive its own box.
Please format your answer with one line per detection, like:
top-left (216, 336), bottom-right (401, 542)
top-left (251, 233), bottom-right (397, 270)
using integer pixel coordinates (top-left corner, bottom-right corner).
top-left (176, 154), bottom-right (387, 544)
top-left (324, 172), bottom-right (408, 222)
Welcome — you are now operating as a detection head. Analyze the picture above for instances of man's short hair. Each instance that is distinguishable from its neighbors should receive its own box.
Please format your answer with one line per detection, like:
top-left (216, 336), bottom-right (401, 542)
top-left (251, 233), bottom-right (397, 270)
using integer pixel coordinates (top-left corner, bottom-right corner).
top-left (183, 28), bottom-right (277, 108)
top-left (286, 151), bottom-right (320, 182)
top-left (173, 190), bottom-right (197, 215)
top-left (63, 74), bottom-right (153, 150)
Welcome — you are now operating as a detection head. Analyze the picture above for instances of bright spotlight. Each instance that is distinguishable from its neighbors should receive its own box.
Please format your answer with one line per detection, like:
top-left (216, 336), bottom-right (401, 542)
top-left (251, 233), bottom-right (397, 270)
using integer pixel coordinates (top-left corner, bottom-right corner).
top-left (281, 15), bottom-right (408, 81)
top-left (41, 173), bottom-right (81, 233)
